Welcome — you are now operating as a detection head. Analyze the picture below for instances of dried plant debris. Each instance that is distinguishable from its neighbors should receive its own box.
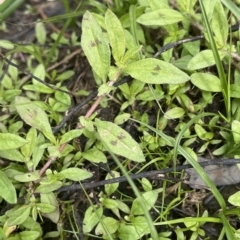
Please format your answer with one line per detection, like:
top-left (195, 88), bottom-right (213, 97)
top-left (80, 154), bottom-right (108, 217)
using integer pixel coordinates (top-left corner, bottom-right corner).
top-left (186, 157), bottom-right (240, 189)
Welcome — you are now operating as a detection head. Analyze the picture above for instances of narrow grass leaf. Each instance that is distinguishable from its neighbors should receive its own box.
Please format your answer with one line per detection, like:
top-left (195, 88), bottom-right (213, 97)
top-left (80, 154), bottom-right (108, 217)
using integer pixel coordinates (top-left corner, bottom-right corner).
top-left (124, 58), bottom-right (189, 84)
top-left (0, 171), bottom-right (17, 204)
top-left (137, 8), bottom-right (185, 26)
top-left (191, 73), bottom-right (222, 92)
top-left (95, 119), bottom-right (145, 162)
top-left (0, 133), bottom-right (28, 150)
top-left (105, 9), bottom-right (125, 63)
top-left (81, 11), bottom-right (110, 82)
top-left (188, 50), bottom-right (226, 70)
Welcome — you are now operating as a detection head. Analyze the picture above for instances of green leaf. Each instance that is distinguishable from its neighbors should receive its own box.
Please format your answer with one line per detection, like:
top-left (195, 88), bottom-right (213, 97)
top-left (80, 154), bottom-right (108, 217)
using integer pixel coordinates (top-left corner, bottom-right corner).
top-left (0, 149), bottom-right (24, 162)
top-left (130, 190), bottom-right (158, 216)
top-left (105, 171), bottom-right (120, 196)
top-left (36, 203), bottom-right (56, 213)
top-left (81, 11), bottom-right (110, 82)
top-left (55, 70), bottom-right (75, 82)
top-left (0, 171), bottom-right (17, 204)
top-left (131, 216), bottom-right (150, 236)
top-left (191, 73), bottom-right (222, 92)
top-left (102, 198), bottom-right (118, 209)
top-left (31, 64), bottom-right (54, 93)
top-left (230, 84), bottom-right (240, 98)
top-left (124, 58), bottom-right (189, 84)
top-left (232, 120), bottom-right (240, 144)
top-left (228, 191), bottom-right (240, 207)
top-left (21, 128), bottom-right (37, 159)
top-left (57, 168), bottom-right (93, 181)
top-left (95, 119), bottom-right (145, 162)
top-left (0, 133), bottom-right (28, 150)
top-left (59, 129), bottom-right (83, 145)
top-left (212, 1), bottom-right (228, 47)
top-left (188, 49), bottom-right (226, 70)
top-left (0, 40), bottom-right (14, 49)
top-left (14, 171), bottom-right (41, 182)
top-left (95, 217), bottom-right (120, 235)
top-left (118, 223), bottom-right (139, 240)
top-left (83, 206), bottom-right (103, 233)
top-left (105, 9), bottom-right (125, 63)
top-left (82, 147), bottom-right (107, 163)
top-left (35, 21), bottom-right (46, 44)
top-left (35, 181), bottom-right (62, 193)
top-left (137, 8), bottom-right (185, 26)
top-left (40, 192), bottom-right (60, 223)
top-left (164, 107), bottom-right (185, 119)
top-left (19, 231), bottom-right (40, 240)
top-left (7, 205), bottom-right (31, 226)
top-left (15, 96), bottom-right (52, 134)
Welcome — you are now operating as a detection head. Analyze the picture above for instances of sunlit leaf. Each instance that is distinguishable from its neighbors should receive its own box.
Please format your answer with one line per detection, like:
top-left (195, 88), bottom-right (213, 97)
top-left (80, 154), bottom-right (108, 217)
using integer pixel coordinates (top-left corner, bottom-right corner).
top-left (0, 133), bottom-right (28, 150)
top-left (124, 58), bottom-right (189, 84)
top-left (0, 171), bottom-right (16, 204)
top-left (57, 168), bottom-right (92, 181)
top-left (105, 9), bottom-right (125, 63)
top-left (95, 119), bottom-right (145, 162)
top-left (137, 8), bottom-right (185, 26)
top-left (81, 11), bottom-right (110, 82)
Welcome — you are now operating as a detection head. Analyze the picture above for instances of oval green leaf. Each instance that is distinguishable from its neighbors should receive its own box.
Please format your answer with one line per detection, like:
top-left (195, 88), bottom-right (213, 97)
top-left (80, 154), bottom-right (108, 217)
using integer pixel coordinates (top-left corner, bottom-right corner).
top-left (124, 58), bottom-right (189, 84)
top-left (188, 49), bottom-right (226, 70)
top-left (81, 11), bottom-right (110, 82)
top-left (95, 119), bottom-right (145, 162)
top-left (191, 73), bottom-right (222, 92)
top-left (105, 9), bottom-right (125, 63)
top-left (137, 8), bottom-right (184, 26)
top-left (0, 171), bottom-right (17, 204)
top-left (0, 133), bottom-right (28, 150)
top-left (57, 168), bottom-right (93, 181)
top-left (164, 107), bottom-right (185, 119)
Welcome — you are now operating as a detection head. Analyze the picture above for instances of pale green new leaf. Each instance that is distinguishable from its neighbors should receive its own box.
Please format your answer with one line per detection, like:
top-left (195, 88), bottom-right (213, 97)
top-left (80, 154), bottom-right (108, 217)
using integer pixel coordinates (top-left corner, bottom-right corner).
top-left (188, 49), bottom-right (226, 70)
top-left (228, 191), bottom-right (240, 207)
top-left (130, 190), bottom-right (158, 215)
top-left (41, 192), bottom-right (60, 223)
top-left (35, 181), bottom-right (62, 193)
top-left (137, 8), bottom-right (185, 26)
top-left (124, 58), bottom-right (189, 84)
top-left (15, 96), bottom-right (52, 134)
top-left (105, 9), bottom-right (125, 63)
top-left (82, 147), bottom-right (107, 163)
top-left (0, 171), bottom-right (17, 204)
top-left (95, 119), bottom-right (145, 162)
top-left (95, 217), bottom-right (120, 235)
top-left (232, 120), bottom-right (240, 144)
top-left (83, 206), bottom-right (103, 233)
top-left (14, 171), bottom-right (41, 182)
top-left (212, 1), bottom-right (228, 47)
top-left (0, 133), bottom-right (28, 150)
top-left (7, 205), bottom-right (31, 226)
top-left (81, 11), bottom-right (110, 82)
top-left (21, 128), bottom-right (37, 159)
top-left (57, 168), bottom-right (93, 181)
top-left (59, 129), bottom-right (83, 145)
top-left (191, 73), bottom-right (222, 92)
top-left (164, 107), bottom-right (185, 119)
top-left (36, 203), bottom-right (56, 213)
